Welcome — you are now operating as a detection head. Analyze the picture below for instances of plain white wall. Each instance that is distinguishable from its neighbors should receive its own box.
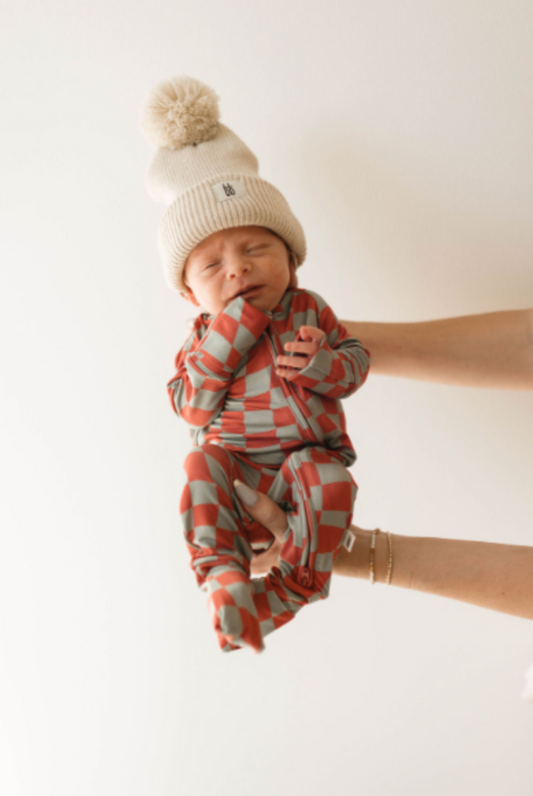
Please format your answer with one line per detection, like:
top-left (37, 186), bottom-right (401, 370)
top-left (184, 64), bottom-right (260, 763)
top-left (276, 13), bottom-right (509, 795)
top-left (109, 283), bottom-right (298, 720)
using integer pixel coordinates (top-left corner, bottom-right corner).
top-left (1, 1), bottom-right (532, 794)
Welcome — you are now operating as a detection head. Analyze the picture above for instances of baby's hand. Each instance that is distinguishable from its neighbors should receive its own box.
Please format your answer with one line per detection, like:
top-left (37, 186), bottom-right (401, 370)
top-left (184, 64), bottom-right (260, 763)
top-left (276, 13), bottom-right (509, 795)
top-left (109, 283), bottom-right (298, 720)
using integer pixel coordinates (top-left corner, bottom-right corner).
top-left (276, 325), bottom-right (325, 380)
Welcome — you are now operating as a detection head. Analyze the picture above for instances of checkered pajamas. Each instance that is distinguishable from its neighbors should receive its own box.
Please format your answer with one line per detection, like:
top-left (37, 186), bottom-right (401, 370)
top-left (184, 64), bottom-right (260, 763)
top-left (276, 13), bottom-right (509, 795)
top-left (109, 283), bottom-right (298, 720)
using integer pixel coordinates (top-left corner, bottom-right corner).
top-left (168, 288), bottom-right (370, 652)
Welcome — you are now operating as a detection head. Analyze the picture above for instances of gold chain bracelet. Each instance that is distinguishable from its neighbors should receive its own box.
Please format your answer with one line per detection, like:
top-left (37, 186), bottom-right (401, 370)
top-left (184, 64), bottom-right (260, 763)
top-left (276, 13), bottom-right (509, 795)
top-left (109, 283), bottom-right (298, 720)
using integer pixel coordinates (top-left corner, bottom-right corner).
top-left (385, 531), bottom-right (393, 586)
top-left (369, 528), bottom-right (380, 584)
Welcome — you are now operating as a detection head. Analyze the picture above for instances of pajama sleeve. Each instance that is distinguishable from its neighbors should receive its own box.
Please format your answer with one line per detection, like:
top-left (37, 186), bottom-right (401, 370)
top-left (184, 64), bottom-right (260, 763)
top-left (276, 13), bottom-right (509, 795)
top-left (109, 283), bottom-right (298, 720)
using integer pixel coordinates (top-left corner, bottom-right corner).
top-left (167, 297), bottom-right (271, 428)
top-left (287, 291), bottom-right (371, 399)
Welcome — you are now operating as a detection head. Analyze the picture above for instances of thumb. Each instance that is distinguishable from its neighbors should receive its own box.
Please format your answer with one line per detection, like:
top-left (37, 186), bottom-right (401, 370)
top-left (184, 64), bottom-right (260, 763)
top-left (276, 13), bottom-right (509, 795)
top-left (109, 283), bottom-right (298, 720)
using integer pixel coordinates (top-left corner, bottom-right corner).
top-left (233, 480), bottom-right (288, 542)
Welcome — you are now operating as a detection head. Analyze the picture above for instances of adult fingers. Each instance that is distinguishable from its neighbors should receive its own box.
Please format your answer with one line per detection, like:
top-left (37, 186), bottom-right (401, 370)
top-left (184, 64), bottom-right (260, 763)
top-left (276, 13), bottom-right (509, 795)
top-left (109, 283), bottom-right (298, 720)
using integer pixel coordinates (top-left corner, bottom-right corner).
top-left (233, 480), bottom-right (288, 542)
top-left (250, 539), bottom-right (283, 576)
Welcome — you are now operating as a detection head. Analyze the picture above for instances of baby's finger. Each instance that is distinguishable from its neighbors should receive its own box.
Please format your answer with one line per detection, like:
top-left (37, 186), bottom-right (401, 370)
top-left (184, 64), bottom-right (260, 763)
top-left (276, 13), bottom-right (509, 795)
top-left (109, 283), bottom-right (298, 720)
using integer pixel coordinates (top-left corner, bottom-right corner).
top-left (284, 341), bottom-right (318, 356)
top-left (299, 325), bottom-right (326, 342)
top-left (276, 355), bottom-right (308, 369)
top-left (276, 366), bottom-right (300, 380)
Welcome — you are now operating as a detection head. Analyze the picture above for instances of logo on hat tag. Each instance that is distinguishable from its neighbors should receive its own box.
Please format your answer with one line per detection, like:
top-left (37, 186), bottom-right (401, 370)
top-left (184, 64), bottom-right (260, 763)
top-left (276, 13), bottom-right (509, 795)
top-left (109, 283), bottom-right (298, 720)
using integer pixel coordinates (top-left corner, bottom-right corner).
top-left (211, 180), bottom-right (246, 203)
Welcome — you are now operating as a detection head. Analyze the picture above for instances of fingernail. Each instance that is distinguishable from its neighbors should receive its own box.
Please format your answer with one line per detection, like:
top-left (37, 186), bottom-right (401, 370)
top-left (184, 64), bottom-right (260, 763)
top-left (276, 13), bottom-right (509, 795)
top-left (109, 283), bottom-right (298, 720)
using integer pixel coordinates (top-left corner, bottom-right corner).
top-left (233, 479), bottom-right (259, 507)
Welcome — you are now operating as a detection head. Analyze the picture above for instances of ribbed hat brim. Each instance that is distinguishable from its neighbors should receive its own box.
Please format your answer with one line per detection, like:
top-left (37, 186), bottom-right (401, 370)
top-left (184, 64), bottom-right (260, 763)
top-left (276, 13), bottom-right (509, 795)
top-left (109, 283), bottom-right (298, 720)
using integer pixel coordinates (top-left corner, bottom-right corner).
top-left (157, 173), bottom-right (307, 292)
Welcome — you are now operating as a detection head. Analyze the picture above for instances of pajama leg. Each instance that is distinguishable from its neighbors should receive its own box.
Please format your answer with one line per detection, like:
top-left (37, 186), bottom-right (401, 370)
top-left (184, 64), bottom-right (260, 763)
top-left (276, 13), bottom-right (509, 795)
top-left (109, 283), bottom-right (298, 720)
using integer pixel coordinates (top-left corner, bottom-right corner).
top-left (180, 444), bottom-right (264, 653)
top-left (252, 447), bottom-right (357, 641)
top-left (181, 444), bottom-right (357, 652)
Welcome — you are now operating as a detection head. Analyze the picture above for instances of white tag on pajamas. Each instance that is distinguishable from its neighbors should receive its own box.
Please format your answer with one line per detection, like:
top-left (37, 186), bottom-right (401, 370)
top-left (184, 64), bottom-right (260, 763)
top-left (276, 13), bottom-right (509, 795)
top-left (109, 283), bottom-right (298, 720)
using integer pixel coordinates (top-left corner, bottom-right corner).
top-left (343, 530), bottom-right (356, 552)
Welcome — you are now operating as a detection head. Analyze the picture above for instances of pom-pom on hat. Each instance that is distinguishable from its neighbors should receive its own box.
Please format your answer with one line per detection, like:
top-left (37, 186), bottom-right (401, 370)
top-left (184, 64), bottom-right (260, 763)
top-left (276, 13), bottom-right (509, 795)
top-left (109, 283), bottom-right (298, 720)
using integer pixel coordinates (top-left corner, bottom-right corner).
top-left (140, 75), bottom-right (307, 293)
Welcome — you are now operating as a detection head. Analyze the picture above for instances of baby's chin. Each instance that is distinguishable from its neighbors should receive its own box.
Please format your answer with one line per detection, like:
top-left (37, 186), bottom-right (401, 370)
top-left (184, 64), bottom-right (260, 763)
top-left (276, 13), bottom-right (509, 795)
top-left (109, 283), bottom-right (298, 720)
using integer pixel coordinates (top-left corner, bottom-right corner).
top-left (245, 296), bottom-right (283, 314)
top-left (245, 287), bottom-right (293, 313)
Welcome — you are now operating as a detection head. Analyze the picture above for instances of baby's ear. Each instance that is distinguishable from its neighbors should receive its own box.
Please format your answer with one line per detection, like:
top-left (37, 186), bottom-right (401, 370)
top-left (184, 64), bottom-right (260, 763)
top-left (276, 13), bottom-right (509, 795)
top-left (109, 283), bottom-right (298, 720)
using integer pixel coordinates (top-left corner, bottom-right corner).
top-left (181, 286), bottom-right (201, 307)
top-left (288, 258), bottom-right (298, 290)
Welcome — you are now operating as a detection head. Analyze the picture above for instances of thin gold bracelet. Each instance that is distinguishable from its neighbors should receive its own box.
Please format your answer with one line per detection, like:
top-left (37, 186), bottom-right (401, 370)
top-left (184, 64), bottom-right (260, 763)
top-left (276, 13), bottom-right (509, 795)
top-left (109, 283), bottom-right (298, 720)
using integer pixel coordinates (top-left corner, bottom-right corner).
top-left (385, 531), bottom-right (393, 586)
top-left (369, 528), bottom-right (380, 584)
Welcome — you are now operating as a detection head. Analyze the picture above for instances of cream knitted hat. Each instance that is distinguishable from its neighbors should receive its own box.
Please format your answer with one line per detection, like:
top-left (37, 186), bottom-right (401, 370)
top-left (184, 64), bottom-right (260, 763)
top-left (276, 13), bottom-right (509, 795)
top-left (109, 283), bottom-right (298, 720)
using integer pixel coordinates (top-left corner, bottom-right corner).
top-left (140, 75), bottom-right (307, 293)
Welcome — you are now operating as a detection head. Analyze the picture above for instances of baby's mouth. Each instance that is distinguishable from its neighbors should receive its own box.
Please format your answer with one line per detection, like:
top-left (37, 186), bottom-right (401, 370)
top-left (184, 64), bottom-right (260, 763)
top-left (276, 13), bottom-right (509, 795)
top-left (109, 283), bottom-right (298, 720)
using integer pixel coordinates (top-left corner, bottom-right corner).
top-left (233, 285), bottom-right (263, 299)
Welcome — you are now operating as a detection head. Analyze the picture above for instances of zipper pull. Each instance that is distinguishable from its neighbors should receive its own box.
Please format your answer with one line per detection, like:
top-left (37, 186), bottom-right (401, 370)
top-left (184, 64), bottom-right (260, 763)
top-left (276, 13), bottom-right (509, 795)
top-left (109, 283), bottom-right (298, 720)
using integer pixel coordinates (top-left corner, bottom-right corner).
top-left (299, 567), bottom-right (312, 587)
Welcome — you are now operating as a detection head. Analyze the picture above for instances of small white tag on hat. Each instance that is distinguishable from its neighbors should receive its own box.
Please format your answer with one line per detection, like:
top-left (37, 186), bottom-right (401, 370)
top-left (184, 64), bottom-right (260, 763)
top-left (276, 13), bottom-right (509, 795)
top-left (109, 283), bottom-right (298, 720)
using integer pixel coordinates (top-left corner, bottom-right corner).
top-left (211, 180), bottom-right (246, 203)
top-left (343, 530), bottom-right (356, 552)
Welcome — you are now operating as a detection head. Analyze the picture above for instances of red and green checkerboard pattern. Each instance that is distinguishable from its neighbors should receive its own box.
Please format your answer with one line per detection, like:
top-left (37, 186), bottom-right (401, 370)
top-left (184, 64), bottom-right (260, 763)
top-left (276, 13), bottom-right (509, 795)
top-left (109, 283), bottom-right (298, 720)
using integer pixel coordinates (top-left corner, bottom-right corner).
top-left (181, 443), bottom-right (357, 652)
top-left (168, 289), bottom-right (370, 651)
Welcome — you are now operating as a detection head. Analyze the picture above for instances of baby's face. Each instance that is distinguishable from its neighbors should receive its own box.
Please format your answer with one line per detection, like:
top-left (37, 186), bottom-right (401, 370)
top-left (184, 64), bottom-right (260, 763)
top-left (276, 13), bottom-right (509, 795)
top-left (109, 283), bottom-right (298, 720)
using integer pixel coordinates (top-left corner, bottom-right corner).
top-left (183, 226), bottom-right (297, 315)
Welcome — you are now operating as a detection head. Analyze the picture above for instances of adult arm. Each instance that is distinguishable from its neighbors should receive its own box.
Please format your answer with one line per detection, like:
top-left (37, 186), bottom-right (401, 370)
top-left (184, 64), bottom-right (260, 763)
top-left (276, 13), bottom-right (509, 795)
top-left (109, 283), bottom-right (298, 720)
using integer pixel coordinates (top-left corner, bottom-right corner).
top-left (334, 527), bottom-right (533, 621)
top-left (235, 482), bottom-right (533, 621)
top-left (340, 309), bottom-right (533, 390)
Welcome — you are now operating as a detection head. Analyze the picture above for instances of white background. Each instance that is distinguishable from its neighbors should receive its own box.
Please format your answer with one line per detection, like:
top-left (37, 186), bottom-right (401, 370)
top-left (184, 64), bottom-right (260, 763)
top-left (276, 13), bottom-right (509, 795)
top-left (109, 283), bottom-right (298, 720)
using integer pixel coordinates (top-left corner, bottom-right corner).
top-left (1, 1), bottom-right (532, 794)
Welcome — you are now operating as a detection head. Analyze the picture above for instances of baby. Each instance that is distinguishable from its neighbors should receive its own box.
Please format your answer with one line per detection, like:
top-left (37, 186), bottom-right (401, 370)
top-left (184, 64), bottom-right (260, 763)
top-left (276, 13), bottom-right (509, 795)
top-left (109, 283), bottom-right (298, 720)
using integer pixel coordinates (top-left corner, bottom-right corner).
top-left (141, 76), bottom-right (370, 652)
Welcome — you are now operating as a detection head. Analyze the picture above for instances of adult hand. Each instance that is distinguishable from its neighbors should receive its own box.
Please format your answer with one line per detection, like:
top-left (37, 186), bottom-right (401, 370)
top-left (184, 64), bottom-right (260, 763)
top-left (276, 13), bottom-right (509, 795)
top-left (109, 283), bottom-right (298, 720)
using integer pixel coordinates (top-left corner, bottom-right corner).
top-left (234, 477), bottom-right (370, 578)
top-left (233, 479), bottom-right (288, 575)
top-left (234, 477), bottom-right (533, 624)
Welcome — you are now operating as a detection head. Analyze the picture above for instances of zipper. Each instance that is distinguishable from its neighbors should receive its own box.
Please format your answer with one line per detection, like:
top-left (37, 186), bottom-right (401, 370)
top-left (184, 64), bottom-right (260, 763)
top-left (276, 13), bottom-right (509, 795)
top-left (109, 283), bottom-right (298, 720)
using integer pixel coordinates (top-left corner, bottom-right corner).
top-left (288, 452), bottom-right (316, 587)
top-left (286, 394), bottom-right (310, 433)
top-left (265, 330), bottom-right (318, 444)
top-left (266, 326), bottom-right (320, 588)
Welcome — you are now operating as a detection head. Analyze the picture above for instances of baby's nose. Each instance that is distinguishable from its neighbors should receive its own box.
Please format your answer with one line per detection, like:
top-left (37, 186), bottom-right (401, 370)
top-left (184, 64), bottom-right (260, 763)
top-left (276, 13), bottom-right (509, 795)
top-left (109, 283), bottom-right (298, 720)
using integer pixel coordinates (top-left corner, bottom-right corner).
top-left (227, 258), bottom-right (251, 278)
